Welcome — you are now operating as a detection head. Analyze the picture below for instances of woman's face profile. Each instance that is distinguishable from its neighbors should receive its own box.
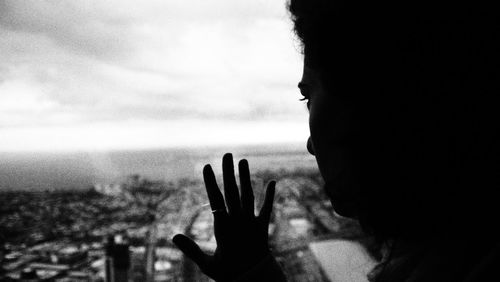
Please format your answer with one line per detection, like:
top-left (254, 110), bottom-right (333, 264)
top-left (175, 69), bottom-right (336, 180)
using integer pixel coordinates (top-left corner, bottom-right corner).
top-left (299, 60), bottom-right (360, 217)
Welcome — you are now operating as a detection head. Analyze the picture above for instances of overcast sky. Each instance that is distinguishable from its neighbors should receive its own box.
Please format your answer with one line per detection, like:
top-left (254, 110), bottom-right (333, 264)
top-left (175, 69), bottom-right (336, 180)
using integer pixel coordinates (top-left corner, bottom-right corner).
top-left (0, 0), bottom-right (308, 152)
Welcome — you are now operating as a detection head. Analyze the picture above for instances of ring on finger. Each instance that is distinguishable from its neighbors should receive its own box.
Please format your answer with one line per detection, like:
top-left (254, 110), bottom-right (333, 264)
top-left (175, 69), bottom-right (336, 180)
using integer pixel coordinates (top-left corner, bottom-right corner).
top-left (211, 209), bottom-right (225, 214)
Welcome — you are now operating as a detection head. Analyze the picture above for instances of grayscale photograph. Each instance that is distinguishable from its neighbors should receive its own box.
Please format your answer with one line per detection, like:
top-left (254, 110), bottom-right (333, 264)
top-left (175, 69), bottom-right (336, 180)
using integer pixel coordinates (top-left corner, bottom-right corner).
top-left (1, 1), bottom-right (498, 282)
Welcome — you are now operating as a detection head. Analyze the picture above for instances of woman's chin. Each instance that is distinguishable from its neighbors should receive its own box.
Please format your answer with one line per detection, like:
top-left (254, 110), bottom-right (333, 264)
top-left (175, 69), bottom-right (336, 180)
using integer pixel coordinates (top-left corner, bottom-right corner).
top-left (330, 198), bottom-right (358, 218)
top-left (324, 180), bottom-right (358, 218)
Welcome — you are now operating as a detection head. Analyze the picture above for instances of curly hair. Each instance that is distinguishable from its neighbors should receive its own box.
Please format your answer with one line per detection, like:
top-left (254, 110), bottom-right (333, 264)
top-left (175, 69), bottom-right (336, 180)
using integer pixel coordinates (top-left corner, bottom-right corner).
top-left (288, 0), bottom-right (500, 249)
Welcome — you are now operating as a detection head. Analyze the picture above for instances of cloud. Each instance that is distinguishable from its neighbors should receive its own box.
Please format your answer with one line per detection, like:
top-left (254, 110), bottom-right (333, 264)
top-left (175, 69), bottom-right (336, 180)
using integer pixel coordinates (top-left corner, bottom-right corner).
top-left (0, 0), bottom-right (133, 59)
top-left (0, 120), bottom-right (309, 152)
top-left (0, 0), bottom-right (307, 150)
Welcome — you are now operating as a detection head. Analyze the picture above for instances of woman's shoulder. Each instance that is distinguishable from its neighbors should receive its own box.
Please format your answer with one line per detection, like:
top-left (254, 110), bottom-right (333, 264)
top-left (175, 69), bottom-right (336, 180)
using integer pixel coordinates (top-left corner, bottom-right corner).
top-left (408, 240), bottom-right (499, 282)
top-left (462, 242), bottom-right (500, 282)
top-left (370, 238), bottom-right (500, 282)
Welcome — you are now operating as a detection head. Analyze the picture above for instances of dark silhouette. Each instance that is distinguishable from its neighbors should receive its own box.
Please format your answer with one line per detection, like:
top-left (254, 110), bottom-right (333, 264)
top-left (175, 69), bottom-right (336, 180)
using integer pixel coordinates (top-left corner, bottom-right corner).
top-left (174, 1), bottom-right (500, 281)
top-left (173, 155), bottom-right (282, 281)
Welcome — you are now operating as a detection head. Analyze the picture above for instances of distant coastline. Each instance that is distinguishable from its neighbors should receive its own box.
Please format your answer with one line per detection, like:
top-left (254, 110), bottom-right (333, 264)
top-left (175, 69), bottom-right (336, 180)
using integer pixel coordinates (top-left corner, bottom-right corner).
top-left (0, 143), bottom-right (316, 191)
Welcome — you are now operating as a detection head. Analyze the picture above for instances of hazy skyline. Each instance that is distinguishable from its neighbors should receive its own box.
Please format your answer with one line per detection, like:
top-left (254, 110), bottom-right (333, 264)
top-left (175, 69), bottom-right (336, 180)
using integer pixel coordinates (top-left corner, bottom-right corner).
top-left (0, 0), bottom-right (308, 152)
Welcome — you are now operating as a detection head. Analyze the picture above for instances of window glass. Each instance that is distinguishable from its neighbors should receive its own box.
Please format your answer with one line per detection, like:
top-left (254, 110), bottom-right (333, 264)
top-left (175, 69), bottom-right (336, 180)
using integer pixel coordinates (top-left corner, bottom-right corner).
top-left (0, 1), bottom-right (374, 281)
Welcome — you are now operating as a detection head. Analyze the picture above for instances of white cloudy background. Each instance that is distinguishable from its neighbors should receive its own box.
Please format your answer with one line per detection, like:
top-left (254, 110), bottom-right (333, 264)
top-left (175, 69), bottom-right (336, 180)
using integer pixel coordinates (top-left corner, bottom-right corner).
top-left (0, 0), bottom-right (307, 152)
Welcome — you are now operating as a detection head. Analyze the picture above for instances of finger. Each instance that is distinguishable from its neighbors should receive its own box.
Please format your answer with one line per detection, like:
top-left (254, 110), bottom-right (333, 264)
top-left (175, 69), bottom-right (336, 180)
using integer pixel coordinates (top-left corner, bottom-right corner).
top-left (173, 234), bottom-right (210, 268)
top-left (258, 181), bottom-right (276, 226)
top-left (222, 153), bottom-right (241, 215)
top-left (203, 164), bottom-right (227, 220)
top-left (238, 159), bottom-right (254, 217)
top-left (203, 165), bottom-right (228, 243)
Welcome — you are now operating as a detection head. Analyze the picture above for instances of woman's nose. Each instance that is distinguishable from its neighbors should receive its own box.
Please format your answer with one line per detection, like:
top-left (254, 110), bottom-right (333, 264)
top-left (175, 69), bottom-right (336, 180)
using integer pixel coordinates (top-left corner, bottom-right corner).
top-left (307, 137), bottom-right (315, 155)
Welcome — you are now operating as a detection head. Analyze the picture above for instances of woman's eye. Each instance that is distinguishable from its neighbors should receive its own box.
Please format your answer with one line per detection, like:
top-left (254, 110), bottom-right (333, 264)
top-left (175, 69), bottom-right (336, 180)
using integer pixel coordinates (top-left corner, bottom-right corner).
top-left (297, 82), bottom-right (311, 108)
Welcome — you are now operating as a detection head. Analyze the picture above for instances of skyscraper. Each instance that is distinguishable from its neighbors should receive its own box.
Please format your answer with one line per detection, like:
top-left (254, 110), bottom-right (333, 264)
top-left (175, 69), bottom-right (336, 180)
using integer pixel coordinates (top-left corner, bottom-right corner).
top-left (105, 235), bottom-right (130, 282)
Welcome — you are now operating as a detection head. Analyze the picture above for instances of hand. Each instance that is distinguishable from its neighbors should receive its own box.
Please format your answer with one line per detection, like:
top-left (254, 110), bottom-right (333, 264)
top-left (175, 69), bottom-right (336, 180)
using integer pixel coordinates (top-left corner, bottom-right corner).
top-left (173, 153), bottom-right (276, 282)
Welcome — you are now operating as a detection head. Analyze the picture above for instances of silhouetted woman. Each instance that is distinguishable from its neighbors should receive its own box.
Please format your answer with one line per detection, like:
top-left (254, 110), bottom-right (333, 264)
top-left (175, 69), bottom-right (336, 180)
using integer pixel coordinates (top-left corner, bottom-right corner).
top-left (174, 1), bottom-right (500, 281)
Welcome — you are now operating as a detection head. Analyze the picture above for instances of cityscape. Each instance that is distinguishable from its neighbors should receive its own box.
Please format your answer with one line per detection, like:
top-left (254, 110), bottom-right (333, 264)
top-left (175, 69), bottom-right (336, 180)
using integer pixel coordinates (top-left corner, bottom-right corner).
top-left (0, 168), bottom-right (375, 282)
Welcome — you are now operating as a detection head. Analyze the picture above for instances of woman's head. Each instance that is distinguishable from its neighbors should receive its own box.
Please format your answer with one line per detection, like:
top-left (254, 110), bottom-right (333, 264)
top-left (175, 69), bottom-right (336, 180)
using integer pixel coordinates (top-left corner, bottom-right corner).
top-left (300, 63), bottom-right (361, 218)
top-left (290, 0), bottom-right (500, 241)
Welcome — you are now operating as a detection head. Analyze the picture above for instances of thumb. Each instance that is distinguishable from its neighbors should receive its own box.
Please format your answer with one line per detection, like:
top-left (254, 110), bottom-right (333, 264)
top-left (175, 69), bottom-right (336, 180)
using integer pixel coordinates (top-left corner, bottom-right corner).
top-left (173, 234), bottom-right (210, 267)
